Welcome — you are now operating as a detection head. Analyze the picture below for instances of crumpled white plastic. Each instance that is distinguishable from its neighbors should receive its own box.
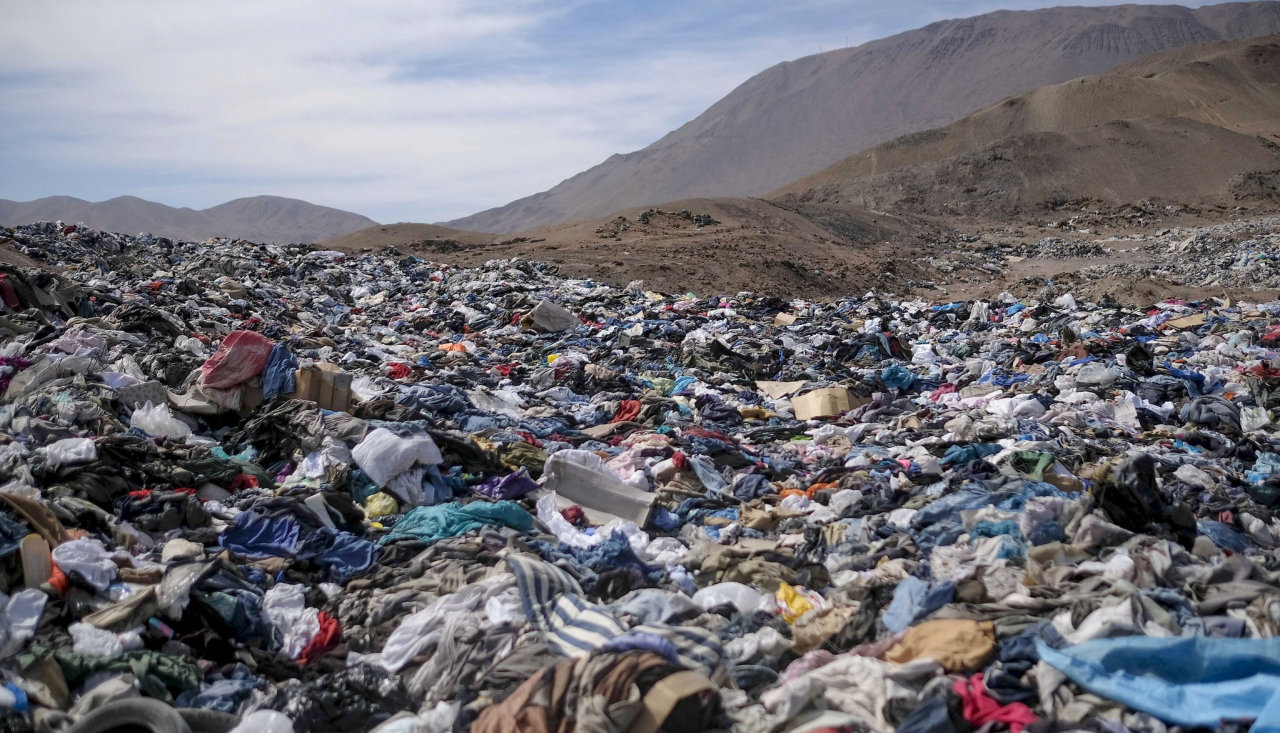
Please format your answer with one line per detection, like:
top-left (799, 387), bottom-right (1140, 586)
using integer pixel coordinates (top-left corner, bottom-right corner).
top-left (43, 437), bottom-right (97, 468)
top-left (51, 538), bottom-right (118, 591)
top-left (352, 428), bottom-right (442, 488)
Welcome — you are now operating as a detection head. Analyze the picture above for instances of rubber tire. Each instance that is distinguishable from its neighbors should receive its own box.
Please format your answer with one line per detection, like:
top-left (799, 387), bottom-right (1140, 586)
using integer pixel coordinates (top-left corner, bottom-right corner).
top-left (67, 698), bottom-right (194, 733)
top-left (178, 709), bottom-right (240, 733)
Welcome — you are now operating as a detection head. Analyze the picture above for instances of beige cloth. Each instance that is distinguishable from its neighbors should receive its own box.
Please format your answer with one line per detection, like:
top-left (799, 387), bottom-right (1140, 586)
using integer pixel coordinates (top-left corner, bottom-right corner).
top-left (883, 619), bottom-right (996, 672)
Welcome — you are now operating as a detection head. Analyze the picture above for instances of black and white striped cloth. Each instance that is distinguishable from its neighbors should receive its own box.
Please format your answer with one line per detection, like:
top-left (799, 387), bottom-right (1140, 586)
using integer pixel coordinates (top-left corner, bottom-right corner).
top-left (506, 554), bottom-right (722, 675)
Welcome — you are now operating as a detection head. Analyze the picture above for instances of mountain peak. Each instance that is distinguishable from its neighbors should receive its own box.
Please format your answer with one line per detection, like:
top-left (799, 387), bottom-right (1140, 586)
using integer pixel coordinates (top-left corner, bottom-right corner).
top-left (445, 0), bottom-right (1280, 234)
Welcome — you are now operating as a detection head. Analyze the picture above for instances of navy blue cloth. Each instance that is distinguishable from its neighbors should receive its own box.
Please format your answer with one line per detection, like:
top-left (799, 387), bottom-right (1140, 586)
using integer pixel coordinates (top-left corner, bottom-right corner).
top-left (296, 527), bottom-right (378, 580)
top-left (219, 511), bottom-right (298, 559)
top-left (733, 473), bottom-right (773, 501)
top-left (261, 344), bottom-right (298, 400)
top-left (473, 468), bottom-right (539, 500)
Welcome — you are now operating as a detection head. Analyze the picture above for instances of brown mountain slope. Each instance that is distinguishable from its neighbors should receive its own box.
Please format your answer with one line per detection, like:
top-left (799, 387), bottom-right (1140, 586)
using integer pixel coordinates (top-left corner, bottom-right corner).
top-left (0, 195), bottom-right (377, 244)
top-left (322, 223), bottom-right (498, 251)
top-left (446, 1), bottom-right (1280, 234)
top-left (327, 198), bottom-right (941, 297)
top-left (773, 36), bottom-right (1280, 216)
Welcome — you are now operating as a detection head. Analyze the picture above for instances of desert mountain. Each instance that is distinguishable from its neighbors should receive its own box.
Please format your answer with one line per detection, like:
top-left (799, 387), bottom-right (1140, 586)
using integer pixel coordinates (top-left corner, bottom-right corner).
top-left (445, 1), bottom-right (1280, 234)
top-left (0, 195), bottom-right (377, 244)
top-left (772, 35), bottom-right (1280, 216)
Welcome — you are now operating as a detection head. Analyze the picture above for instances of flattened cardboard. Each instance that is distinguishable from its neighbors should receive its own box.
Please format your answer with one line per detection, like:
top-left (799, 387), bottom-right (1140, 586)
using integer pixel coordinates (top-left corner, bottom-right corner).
top-left (756, 380), bottom-right (808, 399)
top-left (1167, 314), bottom-right (1207, 330)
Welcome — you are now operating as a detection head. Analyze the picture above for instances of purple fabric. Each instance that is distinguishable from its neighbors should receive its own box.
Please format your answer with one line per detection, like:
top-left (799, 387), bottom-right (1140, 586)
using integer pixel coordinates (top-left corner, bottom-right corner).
top-left (473, 468), bottom-right (539, 500)
top-left (0, 357), bottom-right (32, 396)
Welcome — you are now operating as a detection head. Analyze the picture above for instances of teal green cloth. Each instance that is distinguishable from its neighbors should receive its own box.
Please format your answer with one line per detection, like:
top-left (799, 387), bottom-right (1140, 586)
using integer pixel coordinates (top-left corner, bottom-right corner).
top-left (379, 500), bottom-right (533, 544)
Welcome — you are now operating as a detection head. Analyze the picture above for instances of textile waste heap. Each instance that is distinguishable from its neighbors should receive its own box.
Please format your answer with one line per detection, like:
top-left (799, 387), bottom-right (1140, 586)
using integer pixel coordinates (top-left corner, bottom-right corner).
top-left (0, 221), bottom-right (1275, 733)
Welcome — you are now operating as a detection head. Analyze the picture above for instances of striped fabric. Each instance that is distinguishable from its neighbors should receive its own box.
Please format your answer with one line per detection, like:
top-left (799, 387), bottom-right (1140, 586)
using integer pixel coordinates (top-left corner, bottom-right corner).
top-left (505, 554), bottom-right (722, 675)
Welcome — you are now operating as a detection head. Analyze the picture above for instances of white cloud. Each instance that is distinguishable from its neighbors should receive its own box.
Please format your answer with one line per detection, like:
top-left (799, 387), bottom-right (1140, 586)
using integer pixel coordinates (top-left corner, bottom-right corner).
top-left (0, 0), bottom-right (808, 221)
top-left (0, 0), bottom-right (1200, 222)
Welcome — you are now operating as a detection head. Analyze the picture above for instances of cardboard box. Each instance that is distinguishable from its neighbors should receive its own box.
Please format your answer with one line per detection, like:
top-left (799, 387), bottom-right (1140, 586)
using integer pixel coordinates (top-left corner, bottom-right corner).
top-left (293, 363), bottom-right (355, 411)
top-left (792, 387), bottom-right (863, 420)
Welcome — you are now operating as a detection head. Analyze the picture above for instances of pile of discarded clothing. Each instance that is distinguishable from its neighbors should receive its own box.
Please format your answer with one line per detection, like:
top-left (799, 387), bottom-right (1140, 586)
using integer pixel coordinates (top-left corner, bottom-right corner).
top-left (0, 219), bottom-right (1278, 733)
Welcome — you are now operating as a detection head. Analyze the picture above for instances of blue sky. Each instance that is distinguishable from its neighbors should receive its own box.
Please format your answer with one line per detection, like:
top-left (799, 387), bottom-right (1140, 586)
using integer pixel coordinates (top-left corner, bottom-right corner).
top-left (0, 0), bottom-right (1210, 223)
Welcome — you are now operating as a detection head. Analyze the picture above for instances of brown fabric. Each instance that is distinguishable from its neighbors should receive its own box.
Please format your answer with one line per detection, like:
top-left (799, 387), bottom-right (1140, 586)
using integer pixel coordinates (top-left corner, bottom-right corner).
top-left (0, 493), bottom-right (66, 547)
top-left (882, 619), bottom-right (996, 672)
top-left (473, 656), bottom-right (578, 733)
top-left (793, 606), bottom-right (856, 653)
top-left (472, 652), bottom-right (675, 733)
top-left (627, 670), bottom-right (718, 733)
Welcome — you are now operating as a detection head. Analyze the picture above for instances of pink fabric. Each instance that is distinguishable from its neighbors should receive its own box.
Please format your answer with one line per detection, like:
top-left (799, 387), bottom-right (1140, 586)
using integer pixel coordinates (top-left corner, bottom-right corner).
top-left (201, 330), bottom-right (274, 388)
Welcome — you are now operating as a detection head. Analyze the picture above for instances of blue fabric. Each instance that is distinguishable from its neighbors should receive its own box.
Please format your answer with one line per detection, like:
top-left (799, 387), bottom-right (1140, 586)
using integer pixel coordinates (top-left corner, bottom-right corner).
top-left (883, 576), bottom-right (954, 633)
top-left (732, 473), bottom-right (773, 501)
top-left (473, 469), bottom-right (539, 500)
top-left (669, 375), bottom-right (697, 395)
top-left (379, 500), bottom-right (533, 544)
top-left (261, 344), bottom-right (298, 400)
top-left (1197, 519), bottom-right (1251, 552)
top-left (296, 528), bottom-right (378, 580)
top-left (690, 455), bottom-right (728, 494)
top-left (1037, 636), bottom-right (1280, 732)
top-left (882, 363), bottom-right (915, 391)
top-left (218, 511), bottom-right (298, 559)
top-left (599, 631), bottom-right (681, 666)
top-left (941, 443), bottom-right (1001, 467)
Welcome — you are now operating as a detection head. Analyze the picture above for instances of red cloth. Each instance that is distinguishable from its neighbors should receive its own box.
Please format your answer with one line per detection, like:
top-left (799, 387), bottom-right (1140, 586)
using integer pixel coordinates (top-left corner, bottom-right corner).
top-left (929, 382), bottom-right (957, 402)
top-left (672, 451), bottom-right (689, 471)
top-left (298, 611), bottom-right (342, 665)
top-left (560, 505), bottom-right (586, 526)
top-left (387, 363), bottom-right (412, 380)
top-left (611, 400), bottom-right (643, 423)
top-left (201, 330), bottom-right (274, 388)
top-left (954, 674), bottom-right (1037, 733)
top-left (230, 474), bottom-right (259, 492)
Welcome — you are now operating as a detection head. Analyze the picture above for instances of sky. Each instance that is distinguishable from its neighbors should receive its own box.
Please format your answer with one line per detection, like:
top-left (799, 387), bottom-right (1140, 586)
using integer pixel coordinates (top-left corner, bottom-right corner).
top-left (0, 0), bottom-right (1211, 223)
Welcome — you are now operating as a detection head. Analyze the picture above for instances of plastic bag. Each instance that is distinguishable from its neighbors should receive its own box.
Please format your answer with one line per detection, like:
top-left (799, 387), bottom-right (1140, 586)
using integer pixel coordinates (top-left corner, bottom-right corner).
top-left (693, 582), bottom-right (766, 614)
top-left (352, 428), bottom-right (442, 488)
top-left (201, 330), bottom-right (274, 388)
top-left (1243, 406), bottom-right (1271, 433)
top-left (70, 622), bottom-right (123, 657)
top-left (230, 710), bottom-right (295, 733)
top-left (51, 539), bottom-right (118, 591)
top-left (129, 402), bottom-right (192, 440)
top-left (775, 582), bottom-right (823, 624)
top-left (43, 437), bottom-right (97, 468)
top-left (364, 492), bottom-right (399, 518)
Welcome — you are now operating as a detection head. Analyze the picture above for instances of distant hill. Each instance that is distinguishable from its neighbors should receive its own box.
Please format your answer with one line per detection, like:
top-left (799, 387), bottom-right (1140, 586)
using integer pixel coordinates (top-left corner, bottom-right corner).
top-left (322, 223), bottom-right (498, 251)
top-left (0, 195), bottom-right (378, 243)
top-left (445, 1), bottom-right (1280, 233)
top-left (772, 36), bottom-right (1280, 216)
